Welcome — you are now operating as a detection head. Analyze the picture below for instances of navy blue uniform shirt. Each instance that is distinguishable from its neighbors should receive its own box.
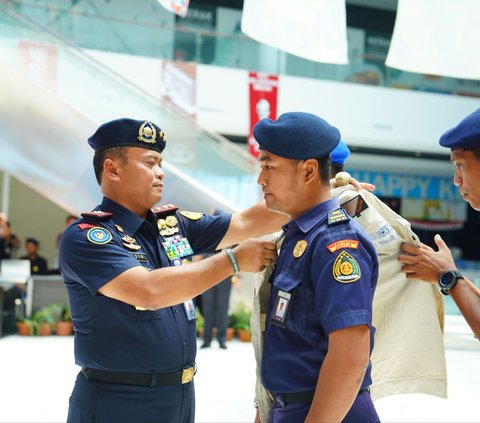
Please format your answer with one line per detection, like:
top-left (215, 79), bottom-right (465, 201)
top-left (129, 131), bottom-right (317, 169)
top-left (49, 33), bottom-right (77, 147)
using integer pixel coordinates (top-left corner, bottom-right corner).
top-left (59, 197), bottom-right (231, 373)
top-left (261, 198), bottom-right (378, 393)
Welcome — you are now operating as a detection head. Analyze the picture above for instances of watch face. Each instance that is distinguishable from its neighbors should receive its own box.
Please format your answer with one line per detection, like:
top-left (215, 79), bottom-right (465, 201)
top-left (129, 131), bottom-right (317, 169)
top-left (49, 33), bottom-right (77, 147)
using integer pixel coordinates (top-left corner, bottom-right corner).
top-left (440, 270), bottom-right (461, 288)
top-left (440, 272), bottom-right (455, 287)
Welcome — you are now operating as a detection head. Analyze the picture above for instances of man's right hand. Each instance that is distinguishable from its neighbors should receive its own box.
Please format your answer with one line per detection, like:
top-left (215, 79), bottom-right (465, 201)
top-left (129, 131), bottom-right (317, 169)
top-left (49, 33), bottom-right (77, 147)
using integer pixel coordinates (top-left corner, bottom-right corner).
top-left (232, 238), bottom-right (277, 273)
top-left (398, 234), bottom-right (457, 283)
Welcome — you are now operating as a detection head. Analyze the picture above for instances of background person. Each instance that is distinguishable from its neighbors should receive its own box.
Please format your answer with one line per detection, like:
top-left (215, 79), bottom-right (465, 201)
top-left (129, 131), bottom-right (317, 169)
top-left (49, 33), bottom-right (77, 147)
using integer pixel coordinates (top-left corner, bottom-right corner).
top-left (399, 108), bottom-right (480, 339)
top-left (20, 237), bottom-right (48, 275)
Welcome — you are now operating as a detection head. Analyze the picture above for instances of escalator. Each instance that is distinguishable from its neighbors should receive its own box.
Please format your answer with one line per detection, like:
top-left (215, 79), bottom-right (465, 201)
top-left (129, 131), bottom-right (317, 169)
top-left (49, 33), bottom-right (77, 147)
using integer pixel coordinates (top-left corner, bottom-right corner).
top-left (0, 0), bottom-right (260, 214)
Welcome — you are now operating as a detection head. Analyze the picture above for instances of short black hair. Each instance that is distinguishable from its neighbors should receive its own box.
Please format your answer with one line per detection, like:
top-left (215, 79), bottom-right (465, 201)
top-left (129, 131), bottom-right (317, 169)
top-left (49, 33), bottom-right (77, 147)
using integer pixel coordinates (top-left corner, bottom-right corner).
top-left (26, 238), bottom-right (39, 246)
top-left (315, 155), bottom-right (331, 186)
top-left (93, 147), bottom-right (128, 185)
top-left (466, 146), bottom-right (480, 160)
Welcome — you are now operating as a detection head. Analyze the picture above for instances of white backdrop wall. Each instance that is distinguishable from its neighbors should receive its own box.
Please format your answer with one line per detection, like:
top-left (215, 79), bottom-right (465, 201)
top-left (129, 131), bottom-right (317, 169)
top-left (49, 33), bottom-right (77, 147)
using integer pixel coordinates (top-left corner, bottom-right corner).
top-left (87, 49), bottom-right (480, 155)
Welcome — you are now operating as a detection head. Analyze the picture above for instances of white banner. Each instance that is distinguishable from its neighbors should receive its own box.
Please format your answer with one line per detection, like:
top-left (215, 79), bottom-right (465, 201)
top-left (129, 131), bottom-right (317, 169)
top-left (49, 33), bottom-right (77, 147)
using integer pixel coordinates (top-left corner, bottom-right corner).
top-left (386, 0), bottom-right (480, 80)
top-left (241, 0), bottom-right (348, 64)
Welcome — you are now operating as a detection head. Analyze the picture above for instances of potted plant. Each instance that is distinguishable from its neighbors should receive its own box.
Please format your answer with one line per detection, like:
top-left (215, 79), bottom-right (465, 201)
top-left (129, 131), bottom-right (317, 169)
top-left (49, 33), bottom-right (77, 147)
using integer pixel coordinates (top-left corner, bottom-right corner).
top-left (31, 307), bottom-right (56, 336)
top-left (196, 307), bottom-right (204, 337)
top-left (56, 304), bottom-right (73, 336)
top-left (227, 312), bottom-right (236, 341)
top-left (16, 318), bottom-right (35, 336)
top-left (232, 302), bottom-right (252, 342)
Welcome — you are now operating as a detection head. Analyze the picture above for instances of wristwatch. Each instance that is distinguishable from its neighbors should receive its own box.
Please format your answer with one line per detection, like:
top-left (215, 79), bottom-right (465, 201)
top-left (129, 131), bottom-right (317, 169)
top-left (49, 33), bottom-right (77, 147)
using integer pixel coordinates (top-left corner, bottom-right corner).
top-left (438, 270), bottom-right (463, 296)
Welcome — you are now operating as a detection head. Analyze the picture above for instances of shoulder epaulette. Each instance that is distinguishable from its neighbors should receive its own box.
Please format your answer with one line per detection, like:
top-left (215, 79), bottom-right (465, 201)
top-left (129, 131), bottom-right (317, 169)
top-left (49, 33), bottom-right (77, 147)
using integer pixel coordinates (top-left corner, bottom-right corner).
top-left (152, 204), bottom-right (178, 216)
top-left (80, 210), bottom-right (113, 221)
top-left (328, 208), bottom-right (349, 226)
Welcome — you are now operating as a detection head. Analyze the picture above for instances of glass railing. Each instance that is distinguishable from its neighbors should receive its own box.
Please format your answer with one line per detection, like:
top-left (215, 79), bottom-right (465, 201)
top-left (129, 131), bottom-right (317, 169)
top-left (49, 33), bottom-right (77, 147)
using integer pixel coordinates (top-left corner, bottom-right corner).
top-left (8, 0), bottom-right (480, 98)
top-left (0, 0), bottom-right (261, 211)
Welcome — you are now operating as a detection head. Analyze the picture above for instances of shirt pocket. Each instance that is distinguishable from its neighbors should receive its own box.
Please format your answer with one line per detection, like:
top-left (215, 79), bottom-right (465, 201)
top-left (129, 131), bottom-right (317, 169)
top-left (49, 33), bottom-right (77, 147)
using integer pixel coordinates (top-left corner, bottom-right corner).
top-left (119, 303), bottom-right (167, 321)
top-left (274, 269), bottom-right (307, 335)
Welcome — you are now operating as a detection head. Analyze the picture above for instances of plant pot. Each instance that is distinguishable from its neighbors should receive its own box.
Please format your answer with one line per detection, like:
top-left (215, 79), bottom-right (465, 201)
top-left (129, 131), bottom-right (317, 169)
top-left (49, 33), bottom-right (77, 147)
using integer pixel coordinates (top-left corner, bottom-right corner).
top-left (37, 323), bottom-right (53, 336)
top-left (237, 328), bottom-right (252, 342)
top-left (56, 321), bottom-right (73, 336)
top-left (226, 327), bottom-right (235, 341)
top-left (17, 322), bottom-right (32, 336)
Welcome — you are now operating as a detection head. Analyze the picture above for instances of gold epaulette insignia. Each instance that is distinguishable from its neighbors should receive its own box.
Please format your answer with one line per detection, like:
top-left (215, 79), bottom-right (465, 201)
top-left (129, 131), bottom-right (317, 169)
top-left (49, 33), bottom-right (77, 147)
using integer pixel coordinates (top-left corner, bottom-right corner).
top-left (179, 211), bottom-right (203, 221)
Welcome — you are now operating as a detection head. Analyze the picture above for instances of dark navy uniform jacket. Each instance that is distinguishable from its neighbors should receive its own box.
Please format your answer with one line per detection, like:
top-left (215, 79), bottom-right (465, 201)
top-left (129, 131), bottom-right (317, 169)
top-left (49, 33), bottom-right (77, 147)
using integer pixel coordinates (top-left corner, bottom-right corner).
top-left (261, 198), bottom-right (378, 393)
top-left (59, 197), bottom-right (231, 373)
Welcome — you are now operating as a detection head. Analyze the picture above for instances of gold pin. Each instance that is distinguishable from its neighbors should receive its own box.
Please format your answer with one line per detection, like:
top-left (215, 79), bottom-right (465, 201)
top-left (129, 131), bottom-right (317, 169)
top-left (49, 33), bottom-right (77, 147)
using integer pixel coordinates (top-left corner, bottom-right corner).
top-left (293, 240), bottom-right (308, 258)
top-left (123, 242), bottom-right (141, 251)
top-left (165, 216), bottom-right (178, 227)
top-left (114, 224), bottom-right (124, 233)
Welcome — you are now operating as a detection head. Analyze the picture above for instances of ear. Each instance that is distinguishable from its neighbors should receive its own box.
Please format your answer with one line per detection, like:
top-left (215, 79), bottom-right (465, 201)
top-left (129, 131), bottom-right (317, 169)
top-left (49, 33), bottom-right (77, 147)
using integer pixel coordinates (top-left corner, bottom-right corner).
top-left (303, 159), bottom-right (319, 183)
top-left (103, 158), bottom-right (121, 182)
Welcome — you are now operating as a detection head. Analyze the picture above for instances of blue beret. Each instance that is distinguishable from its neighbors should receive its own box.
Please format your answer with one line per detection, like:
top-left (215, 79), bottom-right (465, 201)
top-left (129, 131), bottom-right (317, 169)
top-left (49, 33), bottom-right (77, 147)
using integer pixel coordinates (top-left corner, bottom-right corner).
top-left (88, 118), bottom-right (167, 153)
top-left (253, 112), bottom-right (340, 160)
top-left (439, 109), bottom-right (480, 150)
top-left (331, 139), bottom-right (350, 165)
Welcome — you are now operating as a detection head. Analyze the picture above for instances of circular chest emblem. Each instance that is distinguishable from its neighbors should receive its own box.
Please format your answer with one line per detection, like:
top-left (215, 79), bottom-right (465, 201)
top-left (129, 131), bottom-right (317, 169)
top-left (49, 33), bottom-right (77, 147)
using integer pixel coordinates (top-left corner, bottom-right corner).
top-left (171, 257), bottom-right (182, 266)
top-left (87, 227), bottom-right (112, 244)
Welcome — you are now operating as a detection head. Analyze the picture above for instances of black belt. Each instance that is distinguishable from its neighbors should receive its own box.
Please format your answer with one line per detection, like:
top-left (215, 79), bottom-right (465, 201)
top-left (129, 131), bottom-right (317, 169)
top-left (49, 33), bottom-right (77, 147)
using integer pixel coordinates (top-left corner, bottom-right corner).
top-left (275, 387), bottom-right (369, 406)
top-left (82, 364), bottom-right (196, 387)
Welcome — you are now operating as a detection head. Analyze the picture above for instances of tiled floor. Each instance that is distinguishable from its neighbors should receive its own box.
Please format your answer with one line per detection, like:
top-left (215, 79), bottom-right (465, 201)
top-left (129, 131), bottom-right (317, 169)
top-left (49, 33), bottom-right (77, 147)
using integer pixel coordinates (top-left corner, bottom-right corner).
top-left (0, 328), bottom-right (479, 423)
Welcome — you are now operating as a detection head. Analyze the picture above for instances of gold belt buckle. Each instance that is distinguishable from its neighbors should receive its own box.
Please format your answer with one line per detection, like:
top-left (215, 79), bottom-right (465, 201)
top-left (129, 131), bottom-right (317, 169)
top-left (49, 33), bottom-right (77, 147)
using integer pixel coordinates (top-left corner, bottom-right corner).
top-left (182, 367), bottom-right (194, 384)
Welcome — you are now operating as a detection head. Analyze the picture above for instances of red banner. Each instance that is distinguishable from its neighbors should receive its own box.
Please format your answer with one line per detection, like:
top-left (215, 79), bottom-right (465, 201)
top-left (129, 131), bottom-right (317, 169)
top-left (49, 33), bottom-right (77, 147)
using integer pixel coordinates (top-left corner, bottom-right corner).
top-left (248, 72), bottom-right (278, 158)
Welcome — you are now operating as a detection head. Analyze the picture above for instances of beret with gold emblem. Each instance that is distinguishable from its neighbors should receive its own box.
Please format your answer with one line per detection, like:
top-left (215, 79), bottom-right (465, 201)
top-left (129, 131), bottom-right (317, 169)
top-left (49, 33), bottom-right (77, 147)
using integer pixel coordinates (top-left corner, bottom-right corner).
top-left (88, 118), bottom-right (167, 153)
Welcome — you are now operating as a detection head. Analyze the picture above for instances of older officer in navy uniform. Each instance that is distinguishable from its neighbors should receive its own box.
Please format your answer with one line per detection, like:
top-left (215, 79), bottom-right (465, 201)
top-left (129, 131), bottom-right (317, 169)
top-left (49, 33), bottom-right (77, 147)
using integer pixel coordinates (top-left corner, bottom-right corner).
top-left (59, 118), bottom-right (284, 423)
top-left (255, 112), bottom-right (380, 423)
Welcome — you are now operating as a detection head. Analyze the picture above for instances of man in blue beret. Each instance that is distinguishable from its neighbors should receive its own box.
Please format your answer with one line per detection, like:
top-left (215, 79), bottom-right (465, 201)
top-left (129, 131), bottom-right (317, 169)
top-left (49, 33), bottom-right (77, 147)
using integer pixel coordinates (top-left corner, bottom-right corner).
top-left (58, 117), bottom-right (286, 423)
top-left (331, 139), bottom-right (351, 177)
top-left (253, 112), bottom-right (380, 422)
top-left (399, 108), bottom-right (480, 340)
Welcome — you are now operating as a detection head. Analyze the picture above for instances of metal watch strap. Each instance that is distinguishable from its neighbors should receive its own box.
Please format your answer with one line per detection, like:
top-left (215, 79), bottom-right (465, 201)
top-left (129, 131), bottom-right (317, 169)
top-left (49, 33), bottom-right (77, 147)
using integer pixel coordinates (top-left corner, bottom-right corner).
top-left (224, 248), bottom-right (240, 274)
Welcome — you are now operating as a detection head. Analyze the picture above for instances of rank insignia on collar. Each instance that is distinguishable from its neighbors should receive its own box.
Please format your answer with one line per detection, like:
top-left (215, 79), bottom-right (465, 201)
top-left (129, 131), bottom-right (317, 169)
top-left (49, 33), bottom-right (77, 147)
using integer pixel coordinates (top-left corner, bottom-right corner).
top-left (293, 240), bottom-right (308, 258)
top-left (333, 251), bottom-right (361, 283)
top-left (328, 209), bottom-right (349, 226)
top-left (179, 211), bottom-right (203, 220)
top-left (87, 227), bottom-right (112, 245)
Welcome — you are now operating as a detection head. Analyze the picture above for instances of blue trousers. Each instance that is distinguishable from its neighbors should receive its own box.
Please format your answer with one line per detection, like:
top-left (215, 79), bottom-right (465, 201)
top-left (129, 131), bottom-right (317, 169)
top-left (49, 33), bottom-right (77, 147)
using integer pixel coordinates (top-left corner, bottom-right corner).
top-left (67, 371), bottom-right (195, 423)
top-left (201, 277), bottom-right (231, 344)
top-left (270, 389), bottom-right (379, 423)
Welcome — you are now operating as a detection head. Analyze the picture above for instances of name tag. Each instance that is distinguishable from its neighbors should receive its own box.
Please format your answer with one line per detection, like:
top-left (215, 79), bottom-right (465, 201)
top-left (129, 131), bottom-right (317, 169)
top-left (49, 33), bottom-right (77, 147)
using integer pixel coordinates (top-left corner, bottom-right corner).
top-left (270, 290), bottom-right (291, 328)
top-left (183, 299), bottom-right (197, 321)
top-left (133, 253), bottom-right (148, 262)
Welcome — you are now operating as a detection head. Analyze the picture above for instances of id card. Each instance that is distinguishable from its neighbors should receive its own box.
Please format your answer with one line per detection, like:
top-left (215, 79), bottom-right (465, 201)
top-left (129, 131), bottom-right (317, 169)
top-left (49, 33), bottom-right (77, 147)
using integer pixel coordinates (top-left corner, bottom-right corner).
top-left (270, 290), bottom-right (291, 328)
top-left (183, 299), bottom-right (197, 321)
